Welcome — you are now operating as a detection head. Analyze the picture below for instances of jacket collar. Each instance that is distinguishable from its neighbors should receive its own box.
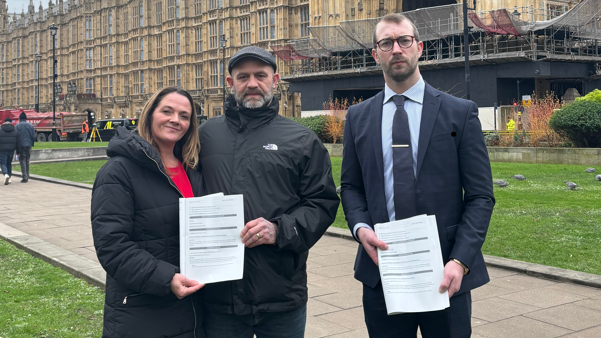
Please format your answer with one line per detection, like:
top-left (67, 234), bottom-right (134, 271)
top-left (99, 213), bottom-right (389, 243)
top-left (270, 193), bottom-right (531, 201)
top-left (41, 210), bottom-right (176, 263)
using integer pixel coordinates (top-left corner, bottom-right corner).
top-left (107, 127), bottom-right (203, 196)
top-left (107, 127), bottom-right (176, 176)
top-left (224, 94), bottom-right (279, 132)
top-left (415, 83), bottom-right (442, 180)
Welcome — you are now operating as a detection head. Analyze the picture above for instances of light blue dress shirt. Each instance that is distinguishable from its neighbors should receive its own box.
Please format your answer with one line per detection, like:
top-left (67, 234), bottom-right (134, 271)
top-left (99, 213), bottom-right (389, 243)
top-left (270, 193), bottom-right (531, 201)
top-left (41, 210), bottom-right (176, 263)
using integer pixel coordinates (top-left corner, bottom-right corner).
top-left (353, 77), bottom-right (426, 238)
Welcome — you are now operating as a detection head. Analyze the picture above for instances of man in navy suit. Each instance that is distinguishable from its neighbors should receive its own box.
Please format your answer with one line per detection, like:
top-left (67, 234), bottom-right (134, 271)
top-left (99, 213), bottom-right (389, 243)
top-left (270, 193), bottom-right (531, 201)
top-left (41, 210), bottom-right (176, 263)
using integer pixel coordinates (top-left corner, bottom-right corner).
top-left (340, 13), bottom-right (495, 338)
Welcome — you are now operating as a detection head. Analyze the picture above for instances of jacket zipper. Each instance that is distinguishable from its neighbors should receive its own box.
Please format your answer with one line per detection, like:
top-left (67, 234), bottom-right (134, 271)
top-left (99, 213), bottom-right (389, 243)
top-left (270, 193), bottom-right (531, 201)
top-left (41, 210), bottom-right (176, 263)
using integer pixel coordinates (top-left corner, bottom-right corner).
top-left (142, 150), bottom-right (193, 335)
top-left (142, 149), bottom-right (184, 197)
top-left (191, 297), bottom-right (197, 338)
top-left (123, 293), bottom-right (143, 304)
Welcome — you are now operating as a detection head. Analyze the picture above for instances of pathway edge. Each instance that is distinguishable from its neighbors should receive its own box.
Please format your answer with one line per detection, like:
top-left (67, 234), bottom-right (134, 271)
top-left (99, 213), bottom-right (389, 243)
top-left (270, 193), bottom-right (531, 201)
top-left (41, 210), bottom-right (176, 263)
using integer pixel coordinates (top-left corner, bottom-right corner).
top-left (0, 222), bottom-right (105, 290)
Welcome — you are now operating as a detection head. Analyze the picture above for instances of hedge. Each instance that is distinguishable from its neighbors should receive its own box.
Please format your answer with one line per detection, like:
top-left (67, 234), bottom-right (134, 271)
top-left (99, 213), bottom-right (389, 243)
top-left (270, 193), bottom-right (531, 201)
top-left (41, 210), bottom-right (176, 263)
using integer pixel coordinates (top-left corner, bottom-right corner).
top-left (549, 100), bottom-right (601, 148)
top-left (288, 115), bottom-right (331, 143)
top-left (576, 88), bottom-right (601, 103)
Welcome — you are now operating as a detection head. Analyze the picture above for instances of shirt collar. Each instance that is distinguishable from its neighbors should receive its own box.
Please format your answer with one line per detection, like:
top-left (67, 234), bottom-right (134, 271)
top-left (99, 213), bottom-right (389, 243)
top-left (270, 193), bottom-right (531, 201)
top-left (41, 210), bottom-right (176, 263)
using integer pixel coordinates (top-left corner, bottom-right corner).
top-left (383, 76), bottom-right (425, 105)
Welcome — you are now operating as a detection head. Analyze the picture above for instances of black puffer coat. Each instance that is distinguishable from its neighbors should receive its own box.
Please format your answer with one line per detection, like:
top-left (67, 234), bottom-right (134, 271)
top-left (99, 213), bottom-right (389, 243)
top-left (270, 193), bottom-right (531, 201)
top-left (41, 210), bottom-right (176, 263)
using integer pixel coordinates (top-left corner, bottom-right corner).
top-left (0, 123), bottom-right (22, 154)
top-left (91, 127), bottom-right (204, 338)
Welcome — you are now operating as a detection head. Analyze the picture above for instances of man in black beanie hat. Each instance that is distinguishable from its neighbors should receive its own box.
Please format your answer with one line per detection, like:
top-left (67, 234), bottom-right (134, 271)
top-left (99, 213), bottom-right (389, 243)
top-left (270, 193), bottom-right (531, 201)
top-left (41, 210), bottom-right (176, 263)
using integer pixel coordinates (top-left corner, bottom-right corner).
top-left (197, 46), bottom-right (339, 338)
top-left (0, 117), bottom-right (22, 185)
top-left (16, 112), bottom-right (35, 182)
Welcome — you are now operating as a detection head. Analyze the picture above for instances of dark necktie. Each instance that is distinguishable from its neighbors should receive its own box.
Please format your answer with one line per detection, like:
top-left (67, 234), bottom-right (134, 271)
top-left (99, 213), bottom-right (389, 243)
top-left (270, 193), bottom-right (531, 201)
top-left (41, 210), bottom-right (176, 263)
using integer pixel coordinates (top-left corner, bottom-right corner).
top-left (392, 95), bottom-right (417, 220)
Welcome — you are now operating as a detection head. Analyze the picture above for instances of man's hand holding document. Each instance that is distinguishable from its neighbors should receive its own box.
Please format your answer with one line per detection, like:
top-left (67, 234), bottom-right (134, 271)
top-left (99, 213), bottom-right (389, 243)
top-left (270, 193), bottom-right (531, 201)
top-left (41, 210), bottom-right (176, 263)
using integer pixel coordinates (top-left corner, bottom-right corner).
top-left (375, 215), bottom-right (450, 315)
top-left (179, 193), bottom-right (245, 284)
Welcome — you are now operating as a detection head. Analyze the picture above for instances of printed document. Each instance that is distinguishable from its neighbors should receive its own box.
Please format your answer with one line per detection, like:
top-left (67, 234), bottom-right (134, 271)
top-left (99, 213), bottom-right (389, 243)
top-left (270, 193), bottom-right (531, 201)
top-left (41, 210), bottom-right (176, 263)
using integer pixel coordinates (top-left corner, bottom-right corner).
top-left (179, 193), bottom-right (244, 284)
top-left (375, 215), bottom-right (449, 314)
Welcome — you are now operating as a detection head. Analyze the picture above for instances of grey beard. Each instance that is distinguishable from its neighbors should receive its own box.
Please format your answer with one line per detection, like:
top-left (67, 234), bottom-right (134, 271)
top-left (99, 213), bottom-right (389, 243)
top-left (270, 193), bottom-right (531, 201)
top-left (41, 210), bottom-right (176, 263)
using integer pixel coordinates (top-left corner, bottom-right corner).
top-left (235, 91), bottom-right (273, 109)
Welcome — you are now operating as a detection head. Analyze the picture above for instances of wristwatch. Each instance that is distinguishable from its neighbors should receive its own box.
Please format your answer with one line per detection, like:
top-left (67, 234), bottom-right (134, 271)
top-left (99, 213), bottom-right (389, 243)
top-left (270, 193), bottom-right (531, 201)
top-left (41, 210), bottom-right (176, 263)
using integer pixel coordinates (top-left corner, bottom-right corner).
top-left (451, 259), bottom-right (470, 276)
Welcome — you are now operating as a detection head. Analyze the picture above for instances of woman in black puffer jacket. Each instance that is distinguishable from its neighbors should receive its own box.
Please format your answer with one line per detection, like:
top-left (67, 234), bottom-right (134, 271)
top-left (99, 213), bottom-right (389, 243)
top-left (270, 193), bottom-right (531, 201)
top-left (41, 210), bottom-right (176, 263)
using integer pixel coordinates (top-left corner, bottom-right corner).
top-left (91, 87), bottom-right (205, 338)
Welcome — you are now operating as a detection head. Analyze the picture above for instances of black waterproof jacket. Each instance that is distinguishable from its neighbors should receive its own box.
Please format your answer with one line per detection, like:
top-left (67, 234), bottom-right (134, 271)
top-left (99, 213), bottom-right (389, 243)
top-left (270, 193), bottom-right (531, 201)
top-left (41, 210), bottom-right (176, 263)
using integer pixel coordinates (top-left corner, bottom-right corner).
top-left (197, 96), bottom-right (339, 315)
top-left (91, 127), bottom-right (204, 338)
top-left (0, 123), bottom-right (22, 154)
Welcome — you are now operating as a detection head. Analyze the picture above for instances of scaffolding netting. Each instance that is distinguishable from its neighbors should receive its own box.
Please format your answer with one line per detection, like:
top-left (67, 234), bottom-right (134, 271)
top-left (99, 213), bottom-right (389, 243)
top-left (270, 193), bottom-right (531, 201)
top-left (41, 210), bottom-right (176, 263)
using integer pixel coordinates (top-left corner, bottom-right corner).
top-left (574, 19), bottom-right (601, 39)
top-left (468, 10), bottom-right (512, 35)
top-left (308, 25), bottom-right (364, 53)
top-left (288, 38), bottom-right (331, 58)
top-left (270, 44), bottom-right (313, 61)
top-left (490, 9), bottom-right (521, 36)
top-left (403, 4), bottom-right (472, 41)
top-left (514, 0), bottom-right (601, 36)
top-left (339, 18), bottom-right (380, 49)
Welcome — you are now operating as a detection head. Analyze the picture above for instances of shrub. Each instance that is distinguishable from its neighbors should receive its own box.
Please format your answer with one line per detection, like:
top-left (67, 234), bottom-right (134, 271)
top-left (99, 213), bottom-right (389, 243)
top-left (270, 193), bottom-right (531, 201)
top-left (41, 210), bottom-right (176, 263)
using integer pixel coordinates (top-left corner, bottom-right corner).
top-left (576, 88), bottom-right (601, 103)
top-left (498, 133), bottom-right (514, 147)
top-left (512, 130), bottom-right (528, 147)
top-left (289, 115), bottom-right (329, 143)
top-left (484, 132), bottom-right (500, 146)
top-left (323, 97), bottom-right (349, 144)
top-left (523, 93), bottom-right (565, 147)
top-left (549, 100), bottom-right (601, 147)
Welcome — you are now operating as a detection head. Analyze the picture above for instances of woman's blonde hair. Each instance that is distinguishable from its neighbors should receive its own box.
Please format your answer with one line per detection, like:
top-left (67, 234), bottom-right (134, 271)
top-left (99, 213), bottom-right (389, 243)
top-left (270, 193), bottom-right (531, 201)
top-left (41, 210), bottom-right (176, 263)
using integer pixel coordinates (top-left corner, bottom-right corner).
top-left (137, 86), bottom-right (200, 170)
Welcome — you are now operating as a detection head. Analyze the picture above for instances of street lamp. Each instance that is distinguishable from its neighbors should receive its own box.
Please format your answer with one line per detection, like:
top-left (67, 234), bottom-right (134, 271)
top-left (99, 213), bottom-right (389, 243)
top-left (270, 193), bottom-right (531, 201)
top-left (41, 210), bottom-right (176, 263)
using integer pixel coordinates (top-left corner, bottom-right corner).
top-left (512, 6), bottom-right (521, 18)
top-left (66, 81), bottom-right (76, 112)
top-left (462, 0), bottom-right (476, 100)
top-left (220, 35), bottom-right (227, 113)
top-left (284, 102), bottom-right (288, 117)
top-left (67, 81), bottom-right (77, 96)
top-left (49, 23), bottom-right (58, 141)
top-left (35, 54), bottom-right (41, 112)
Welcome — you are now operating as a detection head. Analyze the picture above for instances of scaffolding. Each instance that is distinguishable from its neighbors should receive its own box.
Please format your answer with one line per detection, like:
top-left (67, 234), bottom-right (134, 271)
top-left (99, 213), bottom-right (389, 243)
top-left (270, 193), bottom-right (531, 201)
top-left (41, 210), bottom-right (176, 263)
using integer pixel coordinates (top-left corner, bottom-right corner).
top-left (309, 25), bottom-right (364, 52)
top-left (280, 0), bottom-right (601, 78)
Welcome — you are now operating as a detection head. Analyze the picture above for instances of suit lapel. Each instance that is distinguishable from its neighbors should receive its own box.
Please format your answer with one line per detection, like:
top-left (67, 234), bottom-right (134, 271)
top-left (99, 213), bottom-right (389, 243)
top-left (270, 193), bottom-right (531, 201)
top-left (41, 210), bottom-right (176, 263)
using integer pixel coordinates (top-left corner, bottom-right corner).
top-left (416, 84), bottom-right (441, 179)
top-left (370, 91), bottom-right (386, 189)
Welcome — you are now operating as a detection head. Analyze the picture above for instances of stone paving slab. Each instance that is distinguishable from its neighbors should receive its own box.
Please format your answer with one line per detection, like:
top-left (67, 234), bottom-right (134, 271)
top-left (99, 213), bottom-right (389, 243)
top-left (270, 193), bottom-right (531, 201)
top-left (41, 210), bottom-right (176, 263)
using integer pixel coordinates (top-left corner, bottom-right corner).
top-left (3, 178), bottom-right (601, 337)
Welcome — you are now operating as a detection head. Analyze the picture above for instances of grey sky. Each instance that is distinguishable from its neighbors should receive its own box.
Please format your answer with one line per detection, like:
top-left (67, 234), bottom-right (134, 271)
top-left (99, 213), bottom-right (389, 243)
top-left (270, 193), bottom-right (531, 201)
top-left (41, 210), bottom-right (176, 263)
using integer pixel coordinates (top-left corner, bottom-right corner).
top-left (7, 0), bottom-right (34, 14)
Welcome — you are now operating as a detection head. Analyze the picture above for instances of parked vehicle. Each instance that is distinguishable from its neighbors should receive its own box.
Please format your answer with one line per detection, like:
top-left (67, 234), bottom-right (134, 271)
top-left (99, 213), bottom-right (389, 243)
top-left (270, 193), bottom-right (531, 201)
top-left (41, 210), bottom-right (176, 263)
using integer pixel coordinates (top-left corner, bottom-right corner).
top-left (90, 118), bottom-right (138, 142)
top-left (0, 108), bottom-right (88, 142)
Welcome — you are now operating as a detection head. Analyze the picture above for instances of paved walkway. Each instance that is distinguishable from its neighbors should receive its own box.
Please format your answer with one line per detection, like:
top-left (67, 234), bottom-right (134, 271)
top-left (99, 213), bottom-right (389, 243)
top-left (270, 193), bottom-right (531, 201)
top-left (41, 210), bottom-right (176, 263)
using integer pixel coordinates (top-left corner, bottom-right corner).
top-left (3, 179), bottom-right (601, 337)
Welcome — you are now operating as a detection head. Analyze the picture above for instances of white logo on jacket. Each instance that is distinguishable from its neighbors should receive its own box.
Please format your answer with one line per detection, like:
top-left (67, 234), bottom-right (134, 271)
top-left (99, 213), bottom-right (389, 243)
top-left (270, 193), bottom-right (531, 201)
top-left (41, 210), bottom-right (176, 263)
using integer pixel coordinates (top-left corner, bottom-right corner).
top-left (263, 144), bottom-right (278, 151)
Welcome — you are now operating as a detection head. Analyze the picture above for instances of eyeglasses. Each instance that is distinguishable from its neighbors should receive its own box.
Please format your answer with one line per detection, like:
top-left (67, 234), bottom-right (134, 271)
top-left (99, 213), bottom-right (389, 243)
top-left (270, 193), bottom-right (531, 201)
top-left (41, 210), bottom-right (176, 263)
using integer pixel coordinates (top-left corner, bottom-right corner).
top-left (376, 36), bottom-right (416, 52)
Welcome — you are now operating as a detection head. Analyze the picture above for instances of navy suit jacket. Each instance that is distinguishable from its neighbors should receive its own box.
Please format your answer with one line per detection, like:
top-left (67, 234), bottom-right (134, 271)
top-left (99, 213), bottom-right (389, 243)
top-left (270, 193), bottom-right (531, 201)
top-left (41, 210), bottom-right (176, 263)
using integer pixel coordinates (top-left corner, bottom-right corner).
top-left (340, 83), bottom-right (495, 295)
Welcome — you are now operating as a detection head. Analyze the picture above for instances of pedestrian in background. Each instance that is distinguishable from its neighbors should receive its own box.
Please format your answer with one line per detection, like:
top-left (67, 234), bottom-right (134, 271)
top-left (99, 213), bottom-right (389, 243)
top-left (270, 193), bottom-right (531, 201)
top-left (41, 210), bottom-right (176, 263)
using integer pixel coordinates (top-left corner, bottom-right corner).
top-left (81, 119), bottom-right (90, 142)
top-left (16, 112), bottom-right (35, 183)
top-left (0, 117), bottom-right (22, 185)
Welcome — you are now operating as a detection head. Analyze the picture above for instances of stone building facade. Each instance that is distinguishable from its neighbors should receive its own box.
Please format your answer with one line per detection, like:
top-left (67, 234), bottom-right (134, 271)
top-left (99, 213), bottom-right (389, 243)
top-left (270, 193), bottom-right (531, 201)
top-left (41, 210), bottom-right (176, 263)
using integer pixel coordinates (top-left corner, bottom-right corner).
top-left (0, 0), bottom-right (316, 120)
top-left (0, 0), bottom-right (580, 120)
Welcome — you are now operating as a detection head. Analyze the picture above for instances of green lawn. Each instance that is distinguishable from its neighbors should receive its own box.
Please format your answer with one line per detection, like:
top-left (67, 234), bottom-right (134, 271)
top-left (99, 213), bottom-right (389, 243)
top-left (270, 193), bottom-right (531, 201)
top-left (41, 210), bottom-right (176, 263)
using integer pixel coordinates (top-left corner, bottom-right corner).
top-left (21, 157), bottom-right (601, 275)
top-left (33, 142), bottom-right (108, 150)
top-left (484, 162), bottom-right (601, 275)
top-left (16, 160), bottom-right (108, 184)
top-left (0, 239), bottom-right (104, 337)
top-left (332, 158), bottom-right (601, 275)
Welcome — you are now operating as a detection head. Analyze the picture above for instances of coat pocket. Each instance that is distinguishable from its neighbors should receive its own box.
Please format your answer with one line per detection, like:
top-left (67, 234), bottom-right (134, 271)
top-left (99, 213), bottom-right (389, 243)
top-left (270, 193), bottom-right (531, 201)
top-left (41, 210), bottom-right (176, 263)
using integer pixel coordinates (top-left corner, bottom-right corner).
top-left (431, 133), bottom-right (453, 143)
